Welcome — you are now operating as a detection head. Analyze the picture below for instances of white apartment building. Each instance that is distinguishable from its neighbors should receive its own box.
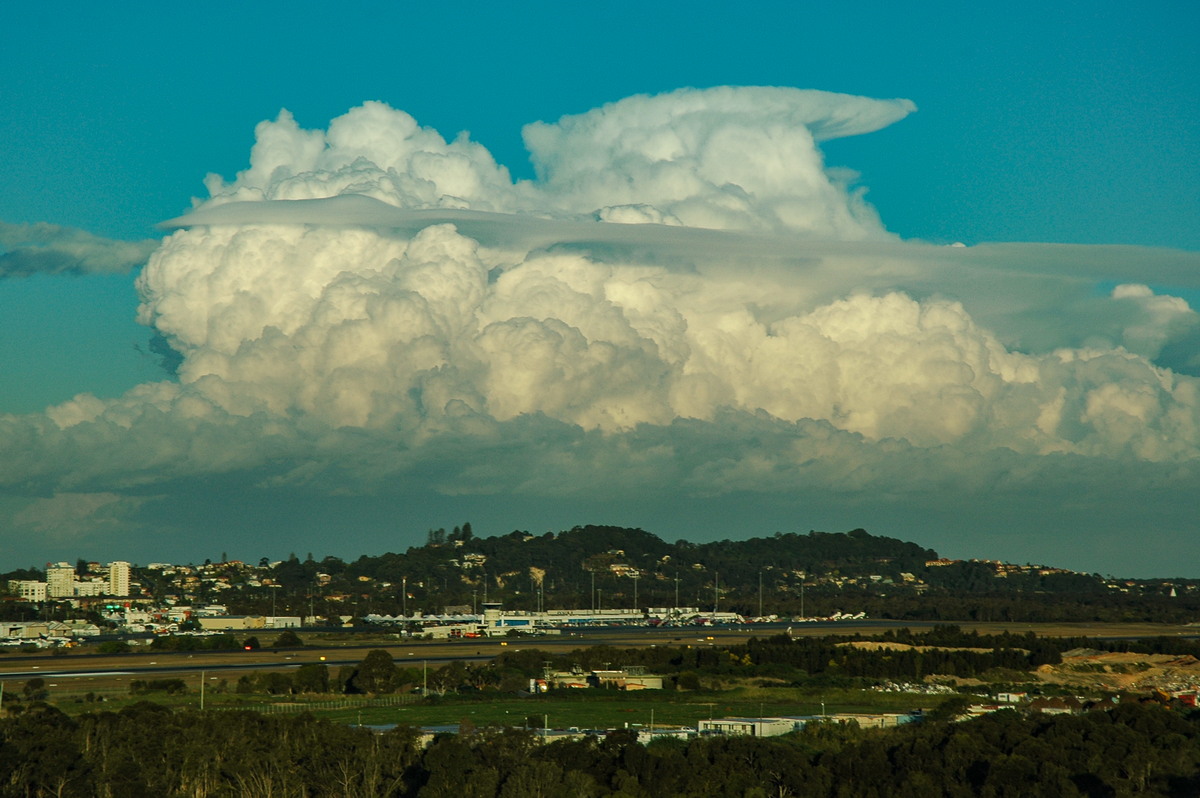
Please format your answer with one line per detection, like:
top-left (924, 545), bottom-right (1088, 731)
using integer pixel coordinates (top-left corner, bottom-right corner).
top-left (74, 581), bottom-right (104, 597)
top-left (7, 581), bottom-right (47, 601)
top-left (46, 562), bottom-right (75, 598)
top-left (108, 561), bottom-right (131, 596)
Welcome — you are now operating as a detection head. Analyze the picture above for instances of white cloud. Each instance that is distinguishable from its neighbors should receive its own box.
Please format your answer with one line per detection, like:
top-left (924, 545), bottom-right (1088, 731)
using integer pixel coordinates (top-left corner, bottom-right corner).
top-left (521, 86), bottom-right (914, 236)
top-left (200, 87), bottom-right (915, 238)
top-left (1109, 283), bottom-right (1199, 358)
top-left (3, 86), bottom-right (1200, 572)
top-left (138, 209), bottom-right (1200, 459)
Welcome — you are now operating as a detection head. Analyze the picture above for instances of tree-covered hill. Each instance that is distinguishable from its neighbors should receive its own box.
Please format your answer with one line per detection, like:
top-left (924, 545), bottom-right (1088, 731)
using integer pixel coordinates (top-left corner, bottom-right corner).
top-left (329, 524), bottom-right (938, 615)
top-left (154, 523), bottom-right (1198, 623)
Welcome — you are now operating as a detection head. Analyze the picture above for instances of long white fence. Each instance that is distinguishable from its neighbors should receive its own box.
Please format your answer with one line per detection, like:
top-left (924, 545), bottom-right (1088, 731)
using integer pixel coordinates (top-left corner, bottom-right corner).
top-left (220, 694), bottom-right (417, 713)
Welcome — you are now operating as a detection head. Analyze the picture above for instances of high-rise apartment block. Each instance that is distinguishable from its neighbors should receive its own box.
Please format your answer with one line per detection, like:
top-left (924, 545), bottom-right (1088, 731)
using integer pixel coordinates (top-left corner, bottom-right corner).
top-left (108, 561), bottom-right (131, 597)
top-left (46, 562), bottom-right (75, 598)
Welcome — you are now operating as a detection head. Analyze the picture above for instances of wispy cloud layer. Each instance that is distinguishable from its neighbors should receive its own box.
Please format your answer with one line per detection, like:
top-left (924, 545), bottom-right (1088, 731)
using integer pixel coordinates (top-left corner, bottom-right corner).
top-left (0, 221), bottom-right (157, 278)
top-left (3, 87), bottom-right (1199, 573)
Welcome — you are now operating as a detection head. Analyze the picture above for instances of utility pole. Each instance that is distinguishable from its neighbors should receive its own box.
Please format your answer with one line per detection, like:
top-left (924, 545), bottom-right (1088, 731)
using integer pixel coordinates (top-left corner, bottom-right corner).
top-left (713, 572), bottom-right (719, 614)
top-left (590, 571), bottom-right (595, 612)
top-left (632, 574), bottom-right (639, 612)
top-left (758, 571), bottom-right (763, 618)
top-left (402, 576), bottom-right (407, 618)
top-left (674, 577), bottom-right (680, 609)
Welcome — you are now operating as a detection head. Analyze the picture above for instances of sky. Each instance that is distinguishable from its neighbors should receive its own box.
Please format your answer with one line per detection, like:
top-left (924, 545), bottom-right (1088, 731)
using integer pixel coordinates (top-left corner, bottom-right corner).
top-left (1, 2), bottom-right (1198, 576)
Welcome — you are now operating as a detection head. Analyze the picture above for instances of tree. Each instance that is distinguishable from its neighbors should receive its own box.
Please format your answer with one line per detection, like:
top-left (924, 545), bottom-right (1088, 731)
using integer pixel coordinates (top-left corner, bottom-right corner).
top-left (351, 649), bottom-right (399, 694)
top-left (22, 678), bottom-right (47, 701)
top-left (97, 640), bottom-right (131, 654)
top-left (259, 672), bottom-right (293, 695)
top-left (927, 694), bottom-right (973, 722)
top-left (242, 636), bottom-right (261, 650)
top-left (294, 663), bottom-right (330, 694)
top-left (272, 630), bottom-right (303, 648)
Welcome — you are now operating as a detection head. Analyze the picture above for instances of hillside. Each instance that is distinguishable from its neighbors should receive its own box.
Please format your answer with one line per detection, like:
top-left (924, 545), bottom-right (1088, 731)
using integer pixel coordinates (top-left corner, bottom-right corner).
top-left (256, 524), bottom-right (1199, 624)
top-left (9, 524), bottom-right (1198, 625)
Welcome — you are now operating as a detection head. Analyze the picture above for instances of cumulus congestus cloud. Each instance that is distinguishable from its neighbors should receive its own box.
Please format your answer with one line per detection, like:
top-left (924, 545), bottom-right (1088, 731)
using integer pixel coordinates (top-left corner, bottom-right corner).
top-left (4, 86), bottom-right (1200, 566)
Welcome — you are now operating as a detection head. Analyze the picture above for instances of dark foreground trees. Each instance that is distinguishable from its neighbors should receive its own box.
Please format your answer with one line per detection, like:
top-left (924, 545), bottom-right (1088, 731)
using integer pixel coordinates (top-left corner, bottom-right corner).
top-left (1, 701), bottom-right (1199, 796)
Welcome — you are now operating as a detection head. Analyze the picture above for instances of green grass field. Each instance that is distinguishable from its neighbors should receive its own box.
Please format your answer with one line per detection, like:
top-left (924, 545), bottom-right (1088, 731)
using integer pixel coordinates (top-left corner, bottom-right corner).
top-left (322, 688), bottom-right (936, 729)
top-left (43, 682), bottom-right (942, 730)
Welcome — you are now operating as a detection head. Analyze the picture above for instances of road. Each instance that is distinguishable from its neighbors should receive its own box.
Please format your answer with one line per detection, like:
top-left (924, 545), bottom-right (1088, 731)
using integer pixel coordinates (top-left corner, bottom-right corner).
top-left (3, 620), bottom-right (1197, 683)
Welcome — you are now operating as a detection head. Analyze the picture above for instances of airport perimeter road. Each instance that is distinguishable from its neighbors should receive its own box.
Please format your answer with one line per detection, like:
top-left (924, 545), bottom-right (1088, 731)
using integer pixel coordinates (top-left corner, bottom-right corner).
top-left (0, 625), bottom-right (788, 681)
top-left (3, 620), bottom-right (1198, 682)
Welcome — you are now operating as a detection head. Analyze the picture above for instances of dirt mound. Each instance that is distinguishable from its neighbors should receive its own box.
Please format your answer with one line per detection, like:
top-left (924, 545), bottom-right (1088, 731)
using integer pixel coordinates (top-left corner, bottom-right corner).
top-left (839, 641), bottom-right (999, 655)
top-left (1037, 651), bottom-right (1200, 692)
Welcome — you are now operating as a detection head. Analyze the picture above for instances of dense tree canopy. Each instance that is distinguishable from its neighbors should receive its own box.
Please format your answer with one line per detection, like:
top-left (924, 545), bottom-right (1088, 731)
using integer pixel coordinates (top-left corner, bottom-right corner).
top-left (1, 702), bottom-right (1198, 796)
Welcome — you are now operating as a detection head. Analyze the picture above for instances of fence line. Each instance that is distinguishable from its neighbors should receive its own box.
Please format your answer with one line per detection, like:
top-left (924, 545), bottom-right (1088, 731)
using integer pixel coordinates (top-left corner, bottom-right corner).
top-left (217, 694), bottom-right (417, 713)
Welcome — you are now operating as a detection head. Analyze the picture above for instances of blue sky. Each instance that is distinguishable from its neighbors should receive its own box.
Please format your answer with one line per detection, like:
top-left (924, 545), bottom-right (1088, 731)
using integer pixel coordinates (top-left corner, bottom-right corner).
top-left (1, 2), bottom-right (1198, 575)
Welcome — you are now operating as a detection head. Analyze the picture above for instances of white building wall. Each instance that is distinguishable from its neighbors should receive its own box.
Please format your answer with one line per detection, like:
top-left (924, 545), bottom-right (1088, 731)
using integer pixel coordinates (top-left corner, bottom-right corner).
top-left (74, 580), bottom-right (104, 597)
top-left (108, 561), bottom-right (131, 596)
top-left (265, 616), bottom-right (302, 628)
top-left (46, 563), bottom-right (75, 598)
top-left (8, 581), bottom-right (47, 601)
top-left (698, 718), bottom-right (794, 737)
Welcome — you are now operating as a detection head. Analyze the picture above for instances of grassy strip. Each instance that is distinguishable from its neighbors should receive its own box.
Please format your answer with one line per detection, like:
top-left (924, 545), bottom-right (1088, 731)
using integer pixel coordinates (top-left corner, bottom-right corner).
top-left (45, 684), bottom-right (944, 729)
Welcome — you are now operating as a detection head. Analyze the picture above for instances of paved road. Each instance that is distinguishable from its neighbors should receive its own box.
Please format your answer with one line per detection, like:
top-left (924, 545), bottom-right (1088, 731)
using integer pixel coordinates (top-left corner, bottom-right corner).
top-left (4, 620), bottom-right (1197, 683)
